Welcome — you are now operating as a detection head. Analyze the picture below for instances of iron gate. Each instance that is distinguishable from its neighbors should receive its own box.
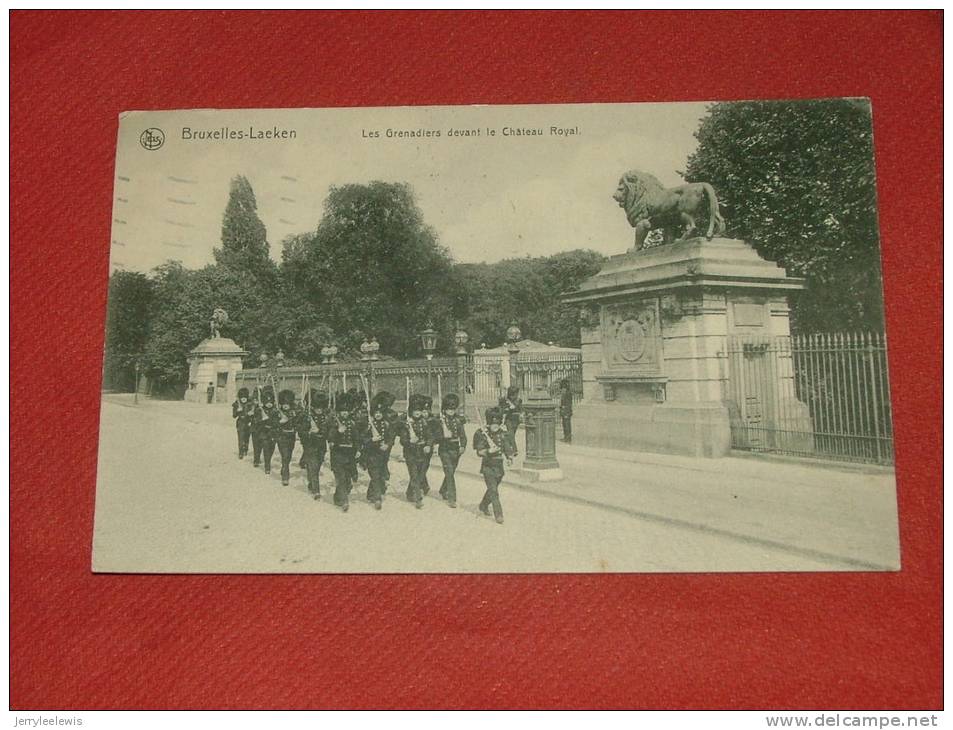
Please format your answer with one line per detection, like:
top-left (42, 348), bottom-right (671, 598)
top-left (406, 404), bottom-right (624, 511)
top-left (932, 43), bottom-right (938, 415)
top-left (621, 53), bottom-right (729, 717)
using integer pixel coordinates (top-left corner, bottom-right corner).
top-left (726, 333), bottom-right (894, 465)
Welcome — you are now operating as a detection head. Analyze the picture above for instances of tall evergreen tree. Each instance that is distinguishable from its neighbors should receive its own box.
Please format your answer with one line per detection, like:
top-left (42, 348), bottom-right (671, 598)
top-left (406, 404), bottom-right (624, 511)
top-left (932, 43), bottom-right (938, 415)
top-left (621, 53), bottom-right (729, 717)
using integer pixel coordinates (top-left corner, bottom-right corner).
top-left (214, 175), bottom-right (271, 273)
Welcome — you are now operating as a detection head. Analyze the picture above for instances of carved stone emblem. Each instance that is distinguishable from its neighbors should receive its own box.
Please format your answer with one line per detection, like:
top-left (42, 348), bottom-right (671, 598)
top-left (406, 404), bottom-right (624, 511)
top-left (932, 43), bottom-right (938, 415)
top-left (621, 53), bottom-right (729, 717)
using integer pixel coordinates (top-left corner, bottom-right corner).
top-left (602, 299), bottom-right (661, 374)
top-left (617, 319), bottom-right (646, 362)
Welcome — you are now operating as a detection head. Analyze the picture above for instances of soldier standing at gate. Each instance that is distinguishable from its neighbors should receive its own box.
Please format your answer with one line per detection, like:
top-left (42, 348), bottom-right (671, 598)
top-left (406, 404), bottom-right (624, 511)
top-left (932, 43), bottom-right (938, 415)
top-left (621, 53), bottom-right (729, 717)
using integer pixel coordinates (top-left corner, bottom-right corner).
top-left (473, 406), bottom-right (515, 524)
top-left (298, 389), bottom-right (329, 500)
top-left (255, 386), bottom-right (279, 475)
top-left (231, 387), bottom-right (254, 459)
top-left (431, 393), bottom-right (467, 508)
top-left (400, 393), bottom-right (434, 509)
top-left (276, 389), bottom-right (300, 486)
top-left (362, 392), bottom-right (397, 510)
top-left (327, 392), bottom-right (363, 512)
top-left (558, 378), bottom-right (573, 444)
top-left (499, 385), bottom-right (523, 457)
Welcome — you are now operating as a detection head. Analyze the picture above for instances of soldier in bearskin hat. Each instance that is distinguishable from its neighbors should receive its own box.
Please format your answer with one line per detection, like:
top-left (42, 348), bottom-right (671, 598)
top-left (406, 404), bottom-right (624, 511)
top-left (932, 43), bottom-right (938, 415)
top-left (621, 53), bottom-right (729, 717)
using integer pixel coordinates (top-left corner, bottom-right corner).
top-left (252, 386), bottom-right (279, 473)
top-left (231, 387), bottom-right (255, 459)
top-left (400, 393), bottom-right (435, 509)
top-left (473, 406), bottom-right (516, 524)
top-left (327, 391), bottom-right (364, 512)
top-left (275, 389), bottom-right (300, 486)
top-left (498, 385), bottom-right (523, 458)
top-left (431, 392), bottom-right (467, 508)
top-left (298, 389), bottom-right (329, 500)
top-left (362, 391), bottom-right (397, 510)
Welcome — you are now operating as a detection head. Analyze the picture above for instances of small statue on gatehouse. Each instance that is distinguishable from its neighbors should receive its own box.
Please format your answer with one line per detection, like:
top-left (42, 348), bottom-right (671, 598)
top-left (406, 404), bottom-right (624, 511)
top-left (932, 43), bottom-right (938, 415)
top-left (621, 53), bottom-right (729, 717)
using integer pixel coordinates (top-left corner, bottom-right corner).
top-left (210, 308), bottom-right (229, 338)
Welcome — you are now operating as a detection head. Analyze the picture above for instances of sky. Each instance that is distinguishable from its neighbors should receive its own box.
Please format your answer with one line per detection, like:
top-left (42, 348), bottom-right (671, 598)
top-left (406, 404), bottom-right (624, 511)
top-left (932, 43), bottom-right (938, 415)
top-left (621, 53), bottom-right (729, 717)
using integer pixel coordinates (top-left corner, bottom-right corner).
top-left (109, 102), bottom-right (710, 274)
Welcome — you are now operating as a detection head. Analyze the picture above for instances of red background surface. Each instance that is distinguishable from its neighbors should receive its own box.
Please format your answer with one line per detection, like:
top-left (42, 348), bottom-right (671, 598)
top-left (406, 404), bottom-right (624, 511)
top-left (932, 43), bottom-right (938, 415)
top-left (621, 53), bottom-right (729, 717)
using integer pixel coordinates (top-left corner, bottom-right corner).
top-left (10, 11), bottom-right (942, 710)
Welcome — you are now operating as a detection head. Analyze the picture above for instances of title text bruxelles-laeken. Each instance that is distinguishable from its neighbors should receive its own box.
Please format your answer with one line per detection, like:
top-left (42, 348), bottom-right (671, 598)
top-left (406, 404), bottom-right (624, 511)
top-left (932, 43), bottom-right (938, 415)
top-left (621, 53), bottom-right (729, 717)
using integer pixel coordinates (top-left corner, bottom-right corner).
top-left (181, 126), bottom-right (297, 141)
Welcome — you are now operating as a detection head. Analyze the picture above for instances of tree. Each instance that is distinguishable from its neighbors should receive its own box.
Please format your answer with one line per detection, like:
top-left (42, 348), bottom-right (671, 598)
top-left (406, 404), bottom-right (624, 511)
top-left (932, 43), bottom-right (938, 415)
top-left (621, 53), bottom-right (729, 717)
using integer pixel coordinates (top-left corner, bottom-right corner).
top-left (142, 261), bottom-right (294, 392)
top-left (683, 99), bottom-right (884, 332)
top-left (454, 249), bottom-right (605, 348)
top-left (214, 175), bottom-right (271, 275)
top-left (103, 271), bottom-right (154, 390)
top-left (282, 182), bottom-right (459, 358)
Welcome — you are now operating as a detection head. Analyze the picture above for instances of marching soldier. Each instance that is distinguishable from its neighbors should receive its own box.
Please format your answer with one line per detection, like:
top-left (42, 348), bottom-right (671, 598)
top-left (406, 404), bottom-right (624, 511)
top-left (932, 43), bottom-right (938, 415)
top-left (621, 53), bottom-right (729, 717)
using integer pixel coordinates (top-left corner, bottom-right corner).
top-left (473, 406), bottom-right (516, 524)
top-left (276, 389), bottom-right (300, 486)
top-left (362, 391), bottom-right (397, 510)
top-left (327, 392), bottom-right (363, 512)
top-left (298, 389), bottom-right (329, 500)
top-left (254, 386), bottom-right (279, 474)
top-left (431, 393), bottom-right (467, 508)
top-left (499, 385), bottom-right (523, 457)
top-left (400, 393), bottom-right (434, 509)
top-left (376, 391), bottom-right (400, 494)
top-left (231, 387), bottom-right (255, 459)
top-left (350, 389), bottom-right (368, 483)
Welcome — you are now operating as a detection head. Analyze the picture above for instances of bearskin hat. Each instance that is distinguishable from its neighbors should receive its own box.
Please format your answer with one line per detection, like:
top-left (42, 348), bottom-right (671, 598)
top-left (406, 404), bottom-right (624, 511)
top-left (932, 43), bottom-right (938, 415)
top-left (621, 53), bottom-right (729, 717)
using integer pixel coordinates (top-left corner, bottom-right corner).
top-left (237, 387), bottom-right (249, 399)
top-left (371, 391), bottom-right (396, 412)
top-left (260, 386), bottom-right (275, 403)
top-left (441, 393), bottom-right (460, 411)
top-left (506, 385), bottom-right (520, 399)
top-left (309, 389), bottom-right (329, 410)
top-left (277, 389), bottom-right (296, 406)
top-left (485, 406), bottom-right (503, 425)
top-left (420, 395), bottom-right (433, 411)
top-left (408, 393), bottom-right (428, 413)
top-left (334, 391), bottom-right (352, 412)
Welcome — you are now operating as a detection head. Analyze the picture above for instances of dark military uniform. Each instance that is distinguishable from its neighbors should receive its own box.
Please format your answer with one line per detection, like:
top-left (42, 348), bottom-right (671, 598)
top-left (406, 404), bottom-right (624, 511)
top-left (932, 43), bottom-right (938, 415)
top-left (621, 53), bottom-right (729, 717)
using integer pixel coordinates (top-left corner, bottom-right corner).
top-left (362, 392), bottom-right (397, 510)
top-left (431, 393), bottom-right (467, 508)
top-left (254, 387), bottom-right (279, 474)
top-left (400, 394), bottom-right (434, 509)
top-left (275, 389), bottom-right (300, 486)
top-left (231, 387), bottom-right (255, 459)
top-left (499, 386), bottom-right (523, 457)
top-left (298, 389), bottom-right (329, 499)
top-left (327, 393), bottom-right (364, 512)
top-left (474, 407), bottom-right (516, 524)
top-left (559, 379), bottom-right (573, 443)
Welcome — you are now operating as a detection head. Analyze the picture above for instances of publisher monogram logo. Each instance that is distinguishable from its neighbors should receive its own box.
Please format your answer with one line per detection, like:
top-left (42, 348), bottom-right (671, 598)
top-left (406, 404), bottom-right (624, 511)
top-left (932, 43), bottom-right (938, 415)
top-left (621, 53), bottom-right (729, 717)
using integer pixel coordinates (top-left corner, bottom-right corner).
top-left (139, 128), bottom-right (165, 151)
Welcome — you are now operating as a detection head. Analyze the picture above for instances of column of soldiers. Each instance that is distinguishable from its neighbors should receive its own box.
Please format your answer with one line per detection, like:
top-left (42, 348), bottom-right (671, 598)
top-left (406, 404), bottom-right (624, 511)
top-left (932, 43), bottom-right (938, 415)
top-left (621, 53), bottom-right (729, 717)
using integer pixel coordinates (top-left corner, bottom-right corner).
top-left (230, 384), bottom-right (517, 523)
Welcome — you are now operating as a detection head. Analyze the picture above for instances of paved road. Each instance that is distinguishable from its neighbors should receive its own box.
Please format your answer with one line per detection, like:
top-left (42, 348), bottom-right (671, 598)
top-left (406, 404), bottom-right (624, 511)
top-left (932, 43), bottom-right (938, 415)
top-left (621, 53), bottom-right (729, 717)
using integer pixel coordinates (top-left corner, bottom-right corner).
top-left (92, 398), bottom-right (899, 573)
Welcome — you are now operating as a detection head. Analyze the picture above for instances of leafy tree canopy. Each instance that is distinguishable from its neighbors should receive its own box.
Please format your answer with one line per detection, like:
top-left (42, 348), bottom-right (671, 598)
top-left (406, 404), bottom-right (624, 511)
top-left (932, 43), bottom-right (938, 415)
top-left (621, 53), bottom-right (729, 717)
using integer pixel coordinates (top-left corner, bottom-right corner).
top-left (683, 98), bottom-right (884, 332)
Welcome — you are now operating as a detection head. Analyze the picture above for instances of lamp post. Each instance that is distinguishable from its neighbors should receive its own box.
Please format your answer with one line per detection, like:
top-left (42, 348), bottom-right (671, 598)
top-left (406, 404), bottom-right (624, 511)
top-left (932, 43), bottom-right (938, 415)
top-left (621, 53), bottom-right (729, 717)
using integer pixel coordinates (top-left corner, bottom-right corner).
top-left (133, 358), bottom-right (141, 405)
top-left (261, 350), bottom-right (285, 390)
top-left (454, 327), bottom-right (470, 402)
top-left (420, 324), bottom-right (438, 399)
top-left (505, 321), bottom-right (521, 393)
top-left (360, 335), bottom-right (380, 394)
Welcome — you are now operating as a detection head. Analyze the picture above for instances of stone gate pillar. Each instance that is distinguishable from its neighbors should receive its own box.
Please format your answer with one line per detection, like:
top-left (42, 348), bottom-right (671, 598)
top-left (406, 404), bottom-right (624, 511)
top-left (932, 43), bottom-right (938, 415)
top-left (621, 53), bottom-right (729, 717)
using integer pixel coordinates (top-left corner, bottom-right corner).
top-left (563, 237), bottom-right (805, 458)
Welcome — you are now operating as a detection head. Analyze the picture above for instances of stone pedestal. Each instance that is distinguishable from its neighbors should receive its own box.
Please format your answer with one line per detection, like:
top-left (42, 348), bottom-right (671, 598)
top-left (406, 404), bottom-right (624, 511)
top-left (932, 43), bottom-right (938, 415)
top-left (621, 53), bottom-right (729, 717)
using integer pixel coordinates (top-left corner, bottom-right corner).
top-left (563, 237), bottom-right (806, 458)
top-left (519, 386), bottom-right (563, 482)
top-left (184, 337), bottom-right (248, 404)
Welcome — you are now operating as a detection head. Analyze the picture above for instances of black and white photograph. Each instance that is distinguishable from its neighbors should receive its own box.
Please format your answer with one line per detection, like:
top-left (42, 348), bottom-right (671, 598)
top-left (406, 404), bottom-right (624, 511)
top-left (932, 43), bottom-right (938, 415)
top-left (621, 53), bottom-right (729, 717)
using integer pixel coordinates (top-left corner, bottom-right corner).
top-left (93, 100), bottom-right (899, 573)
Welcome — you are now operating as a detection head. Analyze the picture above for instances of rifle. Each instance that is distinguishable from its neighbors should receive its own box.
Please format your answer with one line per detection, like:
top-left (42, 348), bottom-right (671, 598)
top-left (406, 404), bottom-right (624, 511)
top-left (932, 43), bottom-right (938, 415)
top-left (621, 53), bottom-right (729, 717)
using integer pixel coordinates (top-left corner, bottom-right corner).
top-left (359, 373), bottom-right (382, 443)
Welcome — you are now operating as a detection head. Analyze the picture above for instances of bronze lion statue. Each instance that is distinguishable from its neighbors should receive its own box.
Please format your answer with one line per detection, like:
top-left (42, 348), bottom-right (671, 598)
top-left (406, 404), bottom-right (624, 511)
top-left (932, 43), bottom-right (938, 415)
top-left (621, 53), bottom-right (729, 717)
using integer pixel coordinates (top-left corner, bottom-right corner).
top-left (613, 170), bottom-right (726, 251)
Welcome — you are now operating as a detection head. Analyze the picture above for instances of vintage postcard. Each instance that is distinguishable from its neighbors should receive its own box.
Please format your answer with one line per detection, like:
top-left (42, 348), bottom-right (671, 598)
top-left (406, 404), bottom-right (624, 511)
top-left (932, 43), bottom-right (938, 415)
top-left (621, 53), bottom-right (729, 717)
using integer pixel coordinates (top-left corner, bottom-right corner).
top-left (93, 101), bottom-right (899, 573)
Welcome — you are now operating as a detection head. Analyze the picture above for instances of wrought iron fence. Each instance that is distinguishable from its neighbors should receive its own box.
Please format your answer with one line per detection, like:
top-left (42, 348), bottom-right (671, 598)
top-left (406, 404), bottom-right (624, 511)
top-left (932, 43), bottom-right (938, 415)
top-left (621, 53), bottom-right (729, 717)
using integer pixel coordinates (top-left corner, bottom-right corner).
top-left (236, 357), bottom-right (463, 410)
top-left (726, 332), bottom-right (893, 465)
top-left (512, 351), bottom-right (584, 403)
